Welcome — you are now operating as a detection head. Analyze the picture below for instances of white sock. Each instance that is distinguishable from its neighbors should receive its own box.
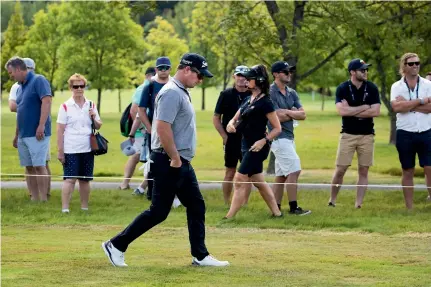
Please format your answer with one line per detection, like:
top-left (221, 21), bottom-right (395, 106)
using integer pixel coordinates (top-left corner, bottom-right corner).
top-left (62, 209), bottom-right (70, 213)
top-left (138, 186), bottom-right (145, 193)
top-left (81, 207), bottom-right (89, 211)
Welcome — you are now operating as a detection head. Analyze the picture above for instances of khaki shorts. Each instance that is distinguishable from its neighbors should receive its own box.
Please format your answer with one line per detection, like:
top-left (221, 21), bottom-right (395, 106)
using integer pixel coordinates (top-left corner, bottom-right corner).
top-left (336, 133), bottom-right (374, 167)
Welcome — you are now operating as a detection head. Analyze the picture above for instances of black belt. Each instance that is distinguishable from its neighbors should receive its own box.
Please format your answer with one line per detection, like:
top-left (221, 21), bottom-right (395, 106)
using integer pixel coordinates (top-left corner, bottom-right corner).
top-left (152, 148), bottom-right (167, 154)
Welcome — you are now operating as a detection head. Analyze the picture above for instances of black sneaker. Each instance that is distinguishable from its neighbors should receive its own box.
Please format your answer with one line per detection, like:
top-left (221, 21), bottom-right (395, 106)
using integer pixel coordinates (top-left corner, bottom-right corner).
top-left (328, 202), bottom-right (336, 207)
top-left (289, 207), bottom-right (311, 216)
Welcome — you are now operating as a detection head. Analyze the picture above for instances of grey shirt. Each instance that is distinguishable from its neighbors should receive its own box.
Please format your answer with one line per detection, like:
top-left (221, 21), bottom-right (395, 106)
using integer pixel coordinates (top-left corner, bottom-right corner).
top-left (151, 78), bottom-right (196, 161)
top-left (268, 83), bottom-right (302, 140)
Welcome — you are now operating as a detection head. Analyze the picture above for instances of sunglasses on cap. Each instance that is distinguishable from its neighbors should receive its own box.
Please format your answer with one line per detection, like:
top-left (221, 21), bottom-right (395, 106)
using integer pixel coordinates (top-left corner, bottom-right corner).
top-left (406, 61), bottom-right (420, 67)
top-left (356, 69), bottom-right (368, 73)
top-left (157, 65), bottom-right (171, 71)
top-left (190, 67), bottom-right (204, 80)
top-left (72, 85), bottom-right (85, 89)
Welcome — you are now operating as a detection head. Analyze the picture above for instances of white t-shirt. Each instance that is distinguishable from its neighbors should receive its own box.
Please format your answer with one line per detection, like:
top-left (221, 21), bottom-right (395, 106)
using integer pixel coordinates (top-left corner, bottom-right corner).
top-left (390, 76), bottom-right (431, 132)
top-left (9, 82), bottom-right (20, 101)
top-left (57, 97), bottom-right (101, 154)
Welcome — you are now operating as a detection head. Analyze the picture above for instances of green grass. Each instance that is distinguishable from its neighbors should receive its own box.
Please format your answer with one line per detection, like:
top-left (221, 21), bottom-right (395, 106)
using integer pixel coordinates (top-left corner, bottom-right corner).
top-left (1, 88), bottom-right (425, 184)
top-left (2, 188), bottom-right (431, 286)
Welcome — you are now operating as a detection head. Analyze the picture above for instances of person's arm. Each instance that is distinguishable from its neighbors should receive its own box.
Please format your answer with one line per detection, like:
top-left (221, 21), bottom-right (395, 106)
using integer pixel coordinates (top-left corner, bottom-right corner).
top-left (336, 101), bottom-right (370, 116)
top-left (13, 120), bottom-right (18, 148)
top-left (127, 115), bottom-right (141, 143)
top-left (157, 120), bottom-right (181, 167)
top-left (137, 107), bottom-right (152, 133)
top-left (412, 100), bottom-right (431, 113)
top-left (9, 100), bottom-right (17, 112)
top-left (57, 123), bottom-right (66, 164)
top-left (89, 103), bottom-right (102, 130)
top-left (391, 97), bottom-right (423, 113)
top-left (355, 103), bottom-right (381, 118)
top-left (226, 109), bottom-right (241, 133)
top-left (213, 113), bottom-right (228, 144)
top-left (36, 96), bottom-right (52, 140)
top-left (286, 107), bottom-right (306, 120)
top-left (275, 109), bottom-right (292, 122)
top-left (130, 103), bottom-right (139, 121)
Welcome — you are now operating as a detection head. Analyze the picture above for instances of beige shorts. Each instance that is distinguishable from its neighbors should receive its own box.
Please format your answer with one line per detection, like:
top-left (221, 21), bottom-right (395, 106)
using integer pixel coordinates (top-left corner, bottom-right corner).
top-left (336, 133), bottom-right (374, 167)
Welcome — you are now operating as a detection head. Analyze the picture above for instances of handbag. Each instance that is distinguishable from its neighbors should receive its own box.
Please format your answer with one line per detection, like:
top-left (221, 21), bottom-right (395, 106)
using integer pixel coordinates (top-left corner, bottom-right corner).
top-left (89, 102), bottom-right (108, 156)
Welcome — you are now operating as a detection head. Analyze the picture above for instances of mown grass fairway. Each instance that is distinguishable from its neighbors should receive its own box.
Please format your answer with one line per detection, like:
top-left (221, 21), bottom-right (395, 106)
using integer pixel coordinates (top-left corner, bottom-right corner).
top-left (1, 189), bottom-right (431, 286)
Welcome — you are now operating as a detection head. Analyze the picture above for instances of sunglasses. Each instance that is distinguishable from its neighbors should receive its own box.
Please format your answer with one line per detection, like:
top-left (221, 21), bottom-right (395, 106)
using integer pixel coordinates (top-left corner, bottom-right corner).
top-left (190, 67), bottom-right (204, 80)
top-left (406, 61), bottom-right (420, 67)
top-left (72, 85), bottom-right (85, 89)
top-left (157, 65), bottom-right (171, 71)
top-left (357, 69), bottom-right (368, 73)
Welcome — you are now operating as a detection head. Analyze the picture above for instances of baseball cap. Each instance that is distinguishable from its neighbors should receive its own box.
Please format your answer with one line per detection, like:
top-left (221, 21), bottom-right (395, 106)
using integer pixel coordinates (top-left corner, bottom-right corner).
top-left (120, 139), bottom-right (136, 156)
top-left (271, 61), bottom-right (295, 73)
top-left (348, 58), bottom-right (371, 71)
top-left (243, 65), bottom-right (267, 81)
top-left (145, 67), bottom-right (156, 75)
top-left (23, 58), bottom-right (35, 70)
top-left (234, 65), bottom-right (250, 76)
top-left (156, 57), bottom-right (171, 67)
top-left (180, 53), bottom-right (213, 78)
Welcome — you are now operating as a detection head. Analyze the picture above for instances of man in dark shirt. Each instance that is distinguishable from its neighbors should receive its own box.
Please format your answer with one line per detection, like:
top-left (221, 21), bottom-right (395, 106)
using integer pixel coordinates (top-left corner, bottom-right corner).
top-left (213, 66), bottom-right (252, 204)
top-left (329, 58), bottom-right (381, 208)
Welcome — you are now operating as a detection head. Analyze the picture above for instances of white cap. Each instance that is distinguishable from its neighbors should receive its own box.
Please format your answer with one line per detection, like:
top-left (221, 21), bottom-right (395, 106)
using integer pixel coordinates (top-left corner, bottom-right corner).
top-left (120, 139), bottom-right (136, 156)
top-left (23, 58), bottom-right (35, 70)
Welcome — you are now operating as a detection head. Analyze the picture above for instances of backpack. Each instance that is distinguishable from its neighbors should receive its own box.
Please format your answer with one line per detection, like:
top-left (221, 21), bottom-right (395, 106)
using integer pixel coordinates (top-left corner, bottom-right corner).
top-left (120, 81), bottom-right (154, 137)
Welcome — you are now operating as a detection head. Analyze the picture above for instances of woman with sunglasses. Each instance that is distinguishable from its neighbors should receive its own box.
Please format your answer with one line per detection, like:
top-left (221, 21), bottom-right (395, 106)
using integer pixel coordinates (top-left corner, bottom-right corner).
top-left (57, 73), bottom-right (103, 213)
top-left (224, 65), bottom-right (282, 218)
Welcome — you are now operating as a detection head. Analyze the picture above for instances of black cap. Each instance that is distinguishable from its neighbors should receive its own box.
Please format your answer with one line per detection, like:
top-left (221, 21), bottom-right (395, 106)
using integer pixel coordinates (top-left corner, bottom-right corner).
top-left (243, 65), bottom-right (267, 81)
top-left (180, 53), bottom-right (213, 78)
top-left (271, 61), bottom-right (295, 73)
top-left (145, 67), bottom-right (156, 75)
top-left (348, 59), bottom-right (371, 71)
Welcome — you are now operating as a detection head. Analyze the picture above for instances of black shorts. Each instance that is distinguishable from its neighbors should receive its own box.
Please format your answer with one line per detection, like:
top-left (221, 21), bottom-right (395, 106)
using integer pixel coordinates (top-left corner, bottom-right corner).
top-left (396, 129), bottom-right (431, 169)
top-left (224, 135), bottom-right (242, 168)
top-left (238, 143), bottom-right (270, 177)
top-left (63, 152), bottom-right (94, 181)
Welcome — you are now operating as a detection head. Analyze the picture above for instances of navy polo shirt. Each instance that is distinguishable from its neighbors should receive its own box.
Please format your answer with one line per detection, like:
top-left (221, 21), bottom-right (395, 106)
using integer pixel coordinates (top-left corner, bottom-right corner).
top-left (335, 80), bottom-right (380, 135)
top-left (16, 71), bottom-right (52, 138)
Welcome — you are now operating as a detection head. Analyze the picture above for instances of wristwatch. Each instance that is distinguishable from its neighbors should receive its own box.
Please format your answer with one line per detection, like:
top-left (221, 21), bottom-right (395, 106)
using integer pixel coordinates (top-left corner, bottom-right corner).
top-left (129, 135), bottom-right (135, 138)
top-left (420, 98), bottom-right (425, 105)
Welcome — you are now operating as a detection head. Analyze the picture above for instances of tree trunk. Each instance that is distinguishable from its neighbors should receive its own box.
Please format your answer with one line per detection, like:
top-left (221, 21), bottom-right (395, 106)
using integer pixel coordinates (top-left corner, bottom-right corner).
top-left (118, 89), bottom-right (121, 113)
top-left (97, 88), bottom-right (102, 114)
top-left (266, 152), bottom-right (276, 175)
top-left (201, 87), bottom-right (205, 111)
top-left (321, 93), bottom-right (325, 111)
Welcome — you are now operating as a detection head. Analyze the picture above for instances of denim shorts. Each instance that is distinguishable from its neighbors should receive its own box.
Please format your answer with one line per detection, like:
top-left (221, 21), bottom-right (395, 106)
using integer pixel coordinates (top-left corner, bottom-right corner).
top-left (17, 136), bottom-right (50, 167)
top-left (63, 152), bottom-right (94, 181)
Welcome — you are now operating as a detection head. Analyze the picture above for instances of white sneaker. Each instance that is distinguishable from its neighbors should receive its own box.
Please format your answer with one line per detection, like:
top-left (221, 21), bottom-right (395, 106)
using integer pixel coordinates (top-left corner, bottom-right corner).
top-left (172, 196), bottom-right (182, 208)
top-left (102, 241), bottom-right (127, 267)
top-left (192, 255), bottom-right (229, 267)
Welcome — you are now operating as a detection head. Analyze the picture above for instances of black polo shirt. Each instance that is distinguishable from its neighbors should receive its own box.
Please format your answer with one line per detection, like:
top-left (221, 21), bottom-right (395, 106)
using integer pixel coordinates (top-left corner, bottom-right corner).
top-left (335, 80), bottom-right (380, 135)
top-left (214, 87), bottom-right (251, 129)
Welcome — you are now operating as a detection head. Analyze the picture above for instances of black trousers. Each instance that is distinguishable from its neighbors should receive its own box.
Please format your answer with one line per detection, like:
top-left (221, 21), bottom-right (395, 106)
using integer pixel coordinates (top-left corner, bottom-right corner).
top-left (111, 152), bottom-right (209, 260)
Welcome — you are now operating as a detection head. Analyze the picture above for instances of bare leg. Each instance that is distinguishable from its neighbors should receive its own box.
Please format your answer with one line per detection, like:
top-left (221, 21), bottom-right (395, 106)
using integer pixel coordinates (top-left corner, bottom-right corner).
top-left (424, 166), bottom-right (431, 198)
top-left (286, 170), bottom-right (301, 202)
top-left (46, 161), bottom-right (51, 198)
top-left (78, 180), bottom-right (91, 209)
top-left (62, 179), bottom-right (76, 209)
top-left (26, 166), bottom-right (39, 201)
top-left (251, 173), bottom-right (281, 216)
top-left (330, 165), bottom-right (349, 204)
top-left (225, 173), bottom-right (249, 218)
top-left (139, 179), bottom-right (148, 190)
top-left (273, 176), bottom-right (286, 206)
top-left (34, 166), bottom-right (48, 201)
top-left (356, 165), bottom-right (369, 208)
top-left (222, 167), bottom-right (236, 205)
top-left (242, 182), bottom-right (253, 205)
top-left (120, 154), bottom-right (140, 189)
top-left (401, 168), bottom-right (415, 209)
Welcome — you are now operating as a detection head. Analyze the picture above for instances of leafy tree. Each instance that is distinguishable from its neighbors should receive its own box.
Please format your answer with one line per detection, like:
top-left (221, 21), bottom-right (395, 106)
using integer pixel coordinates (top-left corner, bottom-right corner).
top-left (142, 16), bottom-right (188, 74)
top-left (57, 1), bottom-right (145, 114)
top-left (1, 1), bottom-right (26, 92)
top-left (19, 3), bottom-right (64, 95)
